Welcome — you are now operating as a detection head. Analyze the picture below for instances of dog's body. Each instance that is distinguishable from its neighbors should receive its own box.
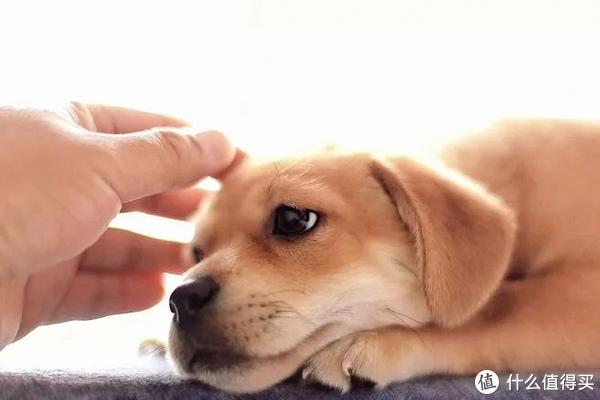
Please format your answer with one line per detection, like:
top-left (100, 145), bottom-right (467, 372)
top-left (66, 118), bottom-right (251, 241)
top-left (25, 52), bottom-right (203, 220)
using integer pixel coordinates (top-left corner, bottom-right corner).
top-left (168, 119), bottom-right (600, 392)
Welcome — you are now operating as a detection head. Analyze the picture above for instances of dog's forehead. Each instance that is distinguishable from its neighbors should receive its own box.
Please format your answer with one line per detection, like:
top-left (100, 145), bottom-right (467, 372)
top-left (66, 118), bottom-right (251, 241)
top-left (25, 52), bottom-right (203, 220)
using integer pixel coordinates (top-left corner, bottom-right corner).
top-left (215, 160), bottom-right (293, 205)
top-left (202, 153), bottom-right (375, 228)
top-left (219, 153), bottom-right (371, 194)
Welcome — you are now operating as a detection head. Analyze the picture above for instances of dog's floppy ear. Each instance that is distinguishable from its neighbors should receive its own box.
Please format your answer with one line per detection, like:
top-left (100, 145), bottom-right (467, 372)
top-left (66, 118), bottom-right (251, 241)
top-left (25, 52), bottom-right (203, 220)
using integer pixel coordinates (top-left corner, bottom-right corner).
top-left (371, 157), bottom-right (516, 327)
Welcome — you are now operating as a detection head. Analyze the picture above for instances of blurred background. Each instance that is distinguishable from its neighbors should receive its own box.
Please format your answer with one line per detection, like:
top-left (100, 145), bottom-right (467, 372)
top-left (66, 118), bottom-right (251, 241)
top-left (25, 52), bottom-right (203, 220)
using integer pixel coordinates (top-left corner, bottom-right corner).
top-left (0, 0), bottom-right (599, 369)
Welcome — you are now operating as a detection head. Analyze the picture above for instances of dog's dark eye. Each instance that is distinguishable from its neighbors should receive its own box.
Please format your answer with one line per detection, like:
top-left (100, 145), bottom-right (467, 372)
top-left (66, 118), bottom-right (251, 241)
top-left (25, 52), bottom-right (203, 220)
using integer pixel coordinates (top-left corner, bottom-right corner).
top-left (191, 246), bottom-right (204, 263)
top-left (273, 205), bottom-right (319, 236)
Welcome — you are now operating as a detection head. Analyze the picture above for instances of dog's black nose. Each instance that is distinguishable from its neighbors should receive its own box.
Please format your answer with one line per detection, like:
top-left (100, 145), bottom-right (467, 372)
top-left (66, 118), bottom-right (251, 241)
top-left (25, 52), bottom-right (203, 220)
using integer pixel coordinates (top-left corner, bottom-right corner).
top-left (169, 276), bottom-right (220, 326)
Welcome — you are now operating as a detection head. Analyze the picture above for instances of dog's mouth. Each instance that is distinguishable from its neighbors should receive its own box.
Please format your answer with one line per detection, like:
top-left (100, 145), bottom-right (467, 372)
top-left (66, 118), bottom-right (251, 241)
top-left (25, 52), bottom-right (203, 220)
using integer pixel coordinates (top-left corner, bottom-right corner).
top-left (187, 346), bottom-right (249, 373)
top-left (171, 322), bottom-right (356, 392)
top-left (172, 312), bottom-right (325, 376)
top-left (174, 322), bottom-right (331, 374)
top-left (182, 333), bottom-right (312, 376)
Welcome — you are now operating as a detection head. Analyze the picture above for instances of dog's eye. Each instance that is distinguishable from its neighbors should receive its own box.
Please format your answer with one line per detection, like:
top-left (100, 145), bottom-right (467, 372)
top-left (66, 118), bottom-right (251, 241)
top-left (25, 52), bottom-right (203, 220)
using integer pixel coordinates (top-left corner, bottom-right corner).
top-left (191, 246), bottom-right (204, 263)
top-left (273, 205), bottom-right (319, 236)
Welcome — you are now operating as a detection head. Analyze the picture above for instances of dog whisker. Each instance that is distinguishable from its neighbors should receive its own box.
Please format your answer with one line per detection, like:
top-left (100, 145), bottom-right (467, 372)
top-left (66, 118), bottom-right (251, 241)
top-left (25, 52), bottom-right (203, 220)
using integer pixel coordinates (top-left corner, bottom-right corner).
top-left (383, 306), bottom-right (424, 326)
top-left (263, 300), bottom-right (318, 328)
top-left (392, 258), bottom-right (419, 279)
top-left (261, 316), bottom-right (287, 333)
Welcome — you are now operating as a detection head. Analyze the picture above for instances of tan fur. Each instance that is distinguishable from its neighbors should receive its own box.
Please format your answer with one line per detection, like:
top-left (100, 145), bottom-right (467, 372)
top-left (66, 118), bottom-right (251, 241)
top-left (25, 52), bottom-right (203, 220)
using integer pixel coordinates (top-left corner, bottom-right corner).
top-left (168, 119), bottom-right (600, 393)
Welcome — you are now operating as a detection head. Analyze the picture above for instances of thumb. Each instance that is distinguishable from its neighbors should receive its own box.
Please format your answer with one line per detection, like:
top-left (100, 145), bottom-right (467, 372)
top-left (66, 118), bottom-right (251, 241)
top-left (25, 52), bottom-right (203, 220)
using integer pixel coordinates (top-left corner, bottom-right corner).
top-left (97, 128), bottom-right (236, 203)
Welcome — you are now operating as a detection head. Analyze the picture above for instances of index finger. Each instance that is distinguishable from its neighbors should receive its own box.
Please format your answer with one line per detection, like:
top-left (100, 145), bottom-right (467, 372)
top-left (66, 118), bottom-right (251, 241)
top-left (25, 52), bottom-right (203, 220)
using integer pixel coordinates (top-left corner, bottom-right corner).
top-left (72, 102), bottom-right (188, 133)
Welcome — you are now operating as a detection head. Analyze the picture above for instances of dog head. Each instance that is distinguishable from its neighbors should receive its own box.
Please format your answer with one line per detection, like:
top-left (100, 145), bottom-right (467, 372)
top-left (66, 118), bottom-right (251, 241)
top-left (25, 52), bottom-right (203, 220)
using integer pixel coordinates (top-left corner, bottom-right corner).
top-left (168, 152), bottom-right (515, 392)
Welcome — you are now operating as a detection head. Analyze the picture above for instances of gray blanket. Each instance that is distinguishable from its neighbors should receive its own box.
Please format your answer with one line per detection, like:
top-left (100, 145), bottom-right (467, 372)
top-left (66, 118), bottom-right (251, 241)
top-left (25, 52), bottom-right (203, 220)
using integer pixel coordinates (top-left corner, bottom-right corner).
top-left (1, 369), bottom-right (595, 400)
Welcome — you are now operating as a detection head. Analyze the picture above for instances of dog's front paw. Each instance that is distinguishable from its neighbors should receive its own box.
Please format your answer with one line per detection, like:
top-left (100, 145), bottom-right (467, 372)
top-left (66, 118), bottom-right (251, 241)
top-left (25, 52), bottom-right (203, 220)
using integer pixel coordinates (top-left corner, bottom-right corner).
top-left (302, 334), bottom-right (355, 392)
top-left (302, 329), bottom-right (418, 392)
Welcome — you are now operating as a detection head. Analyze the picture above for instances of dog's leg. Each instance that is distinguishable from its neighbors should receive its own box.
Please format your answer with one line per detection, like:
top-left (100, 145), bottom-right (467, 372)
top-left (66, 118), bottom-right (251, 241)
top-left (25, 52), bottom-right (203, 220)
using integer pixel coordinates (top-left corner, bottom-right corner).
top-left (304, 266), bottom-right (600, 391)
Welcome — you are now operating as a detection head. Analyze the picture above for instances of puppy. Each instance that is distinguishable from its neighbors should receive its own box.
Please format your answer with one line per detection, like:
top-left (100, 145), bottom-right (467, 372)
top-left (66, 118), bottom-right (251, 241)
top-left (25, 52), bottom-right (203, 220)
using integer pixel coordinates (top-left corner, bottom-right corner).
top-left (167, 119), bottom-right (600, 393)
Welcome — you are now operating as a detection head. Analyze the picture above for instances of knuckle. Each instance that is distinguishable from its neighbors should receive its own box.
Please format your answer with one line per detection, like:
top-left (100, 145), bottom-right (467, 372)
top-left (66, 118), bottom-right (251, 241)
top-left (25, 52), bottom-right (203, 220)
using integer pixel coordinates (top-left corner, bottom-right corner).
top-left (151, 128), bottom-right (191, 169)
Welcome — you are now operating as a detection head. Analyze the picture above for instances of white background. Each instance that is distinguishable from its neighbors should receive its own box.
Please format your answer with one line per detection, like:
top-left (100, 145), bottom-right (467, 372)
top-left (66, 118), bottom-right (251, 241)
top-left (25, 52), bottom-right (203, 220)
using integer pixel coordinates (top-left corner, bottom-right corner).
top-left (1, 0), bottom-right (599, 369)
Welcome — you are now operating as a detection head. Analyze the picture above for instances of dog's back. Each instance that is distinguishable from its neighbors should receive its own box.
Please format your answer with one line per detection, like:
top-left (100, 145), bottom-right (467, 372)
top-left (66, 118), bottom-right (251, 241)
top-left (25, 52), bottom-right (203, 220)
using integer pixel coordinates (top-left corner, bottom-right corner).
top-left (442, 119), bottom-right (600, 277)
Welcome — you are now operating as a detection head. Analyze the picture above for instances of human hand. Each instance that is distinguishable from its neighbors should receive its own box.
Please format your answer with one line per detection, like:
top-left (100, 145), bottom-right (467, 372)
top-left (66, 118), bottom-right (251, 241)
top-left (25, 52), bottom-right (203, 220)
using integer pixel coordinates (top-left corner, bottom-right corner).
top-left (0, 103), bottom-right (236, 349)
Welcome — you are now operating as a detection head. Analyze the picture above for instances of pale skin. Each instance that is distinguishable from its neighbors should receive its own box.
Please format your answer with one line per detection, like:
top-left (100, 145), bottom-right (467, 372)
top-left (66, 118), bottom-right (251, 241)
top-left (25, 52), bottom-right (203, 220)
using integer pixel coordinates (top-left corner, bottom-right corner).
top-left (0, 102), bottom-right (237, 350)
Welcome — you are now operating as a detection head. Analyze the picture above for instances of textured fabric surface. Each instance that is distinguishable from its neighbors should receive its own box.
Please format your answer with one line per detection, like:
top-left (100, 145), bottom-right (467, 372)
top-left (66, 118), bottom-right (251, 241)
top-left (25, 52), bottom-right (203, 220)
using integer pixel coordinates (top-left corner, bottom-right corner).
top-left (1, 369), bottom-right (597, 400)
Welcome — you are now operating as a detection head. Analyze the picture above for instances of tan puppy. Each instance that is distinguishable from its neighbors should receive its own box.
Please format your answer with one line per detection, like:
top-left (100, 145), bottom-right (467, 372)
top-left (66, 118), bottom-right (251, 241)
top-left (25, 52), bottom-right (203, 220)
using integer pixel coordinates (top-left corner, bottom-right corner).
top-left (167, 119), bottom-right (600, 393)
